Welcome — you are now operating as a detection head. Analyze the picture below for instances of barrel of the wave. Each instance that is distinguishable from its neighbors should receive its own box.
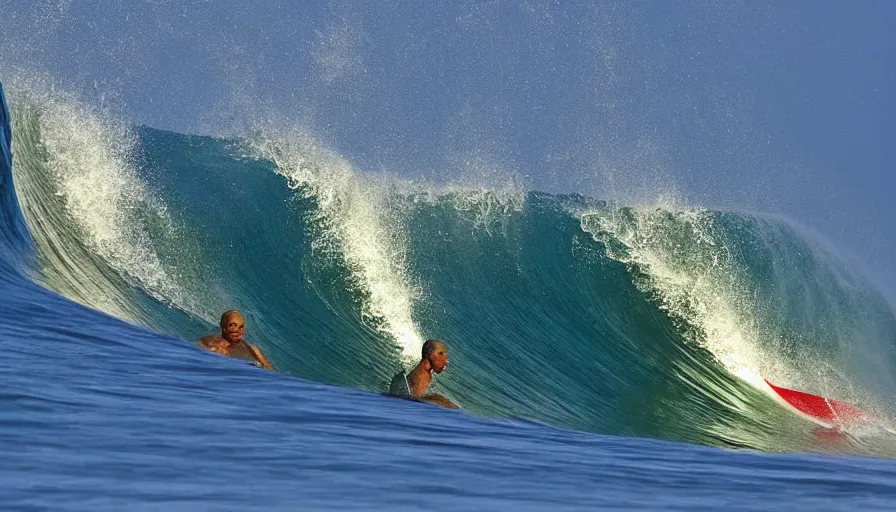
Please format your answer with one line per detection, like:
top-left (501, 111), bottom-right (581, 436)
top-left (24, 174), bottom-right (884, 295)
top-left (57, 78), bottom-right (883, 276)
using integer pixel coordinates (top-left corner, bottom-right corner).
top-left (765, 379), bottom-right (870, 429)
top-left (0, 80), bottom-right (34, 268)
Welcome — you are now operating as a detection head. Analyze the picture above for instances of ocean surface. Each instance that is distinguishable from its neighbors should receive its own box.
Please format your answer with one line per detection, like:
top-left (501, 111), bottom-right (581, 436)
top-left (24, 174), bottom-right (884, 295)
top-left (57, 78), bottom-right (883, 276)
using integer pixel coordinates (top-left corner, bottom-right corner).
top-left (3, 80), bottom-right (896, 510)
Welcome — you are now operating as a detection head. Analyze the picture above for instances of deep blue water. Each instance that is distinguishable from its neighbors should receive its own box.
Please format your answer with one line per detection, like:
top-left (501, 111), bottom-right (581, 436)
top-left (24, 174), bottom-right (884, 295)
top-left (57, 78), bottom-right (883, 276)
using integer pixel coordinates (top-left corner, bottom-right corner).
top-left (3, 80), bottom-right (896, 510)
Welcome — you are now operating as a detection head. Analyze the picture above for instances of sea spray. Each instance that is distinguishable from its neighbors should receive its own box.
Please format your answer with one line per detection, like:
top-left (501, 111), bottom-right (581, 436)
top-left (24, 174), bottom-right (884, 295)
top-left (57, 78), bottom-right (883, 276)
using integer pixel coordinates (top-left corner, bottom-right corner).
top-left (248, 127), bottom-right (425, 361)
top-left (8, 81), bottom-right (209, 324)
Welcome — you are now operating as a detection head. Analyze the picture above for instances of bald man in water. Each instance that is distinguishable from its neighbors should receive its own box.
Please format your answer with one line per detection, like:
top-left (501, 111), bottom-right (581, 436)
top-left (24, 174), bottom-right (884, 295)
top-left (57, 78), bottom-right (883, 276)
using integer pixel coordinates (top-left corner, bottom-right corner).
top-left (389, 339), bottom-right (457, 409)
top-left (196, 310), bottom-right (274, 370)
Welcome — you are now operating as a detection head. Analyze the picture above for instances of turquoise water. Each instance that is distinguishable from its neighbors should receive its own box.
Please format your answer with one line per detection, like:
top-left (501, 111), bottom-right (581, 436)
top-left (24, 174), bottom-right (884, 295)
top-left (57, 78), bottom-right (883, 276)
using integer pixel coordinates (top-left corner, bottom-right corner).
top-left (4, 81), bottom-right (896, 510)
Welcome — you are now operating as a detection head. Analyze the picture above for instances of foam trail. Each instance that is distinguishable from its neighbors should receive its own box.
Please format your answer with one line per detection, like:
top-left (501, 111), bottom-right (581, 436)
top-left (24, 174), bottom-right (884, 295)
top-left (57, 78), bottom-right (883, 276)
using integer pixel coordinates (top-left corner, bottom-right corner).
top-left (580, 205), bottom-right (766, 375)
top-left (7, 82), bottom-right (203, 322)
top-left (249, 129), bottom-right (423, 360)
top-left (577, 201), bottom-right (896, 419)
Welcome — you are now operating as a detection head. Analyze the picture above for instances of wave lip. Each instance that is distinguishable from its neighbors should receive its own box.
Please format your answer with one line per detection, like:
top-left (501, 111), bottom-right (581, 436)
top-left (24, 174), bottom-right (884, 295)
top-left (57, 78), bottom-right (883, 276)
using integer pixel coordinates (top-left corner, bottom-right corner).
top-left (248, 129), bottom-right (425, 361)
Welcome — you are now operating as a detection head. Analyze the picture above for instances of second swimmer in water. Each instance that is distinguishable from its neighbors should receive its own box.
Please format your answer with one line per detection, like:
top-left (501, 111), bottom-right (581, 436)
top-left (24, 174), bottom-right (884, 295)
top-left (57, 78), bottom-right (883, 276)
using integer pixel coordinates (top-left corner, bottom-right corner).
top-left (389, 339), bottom-right (457, 409)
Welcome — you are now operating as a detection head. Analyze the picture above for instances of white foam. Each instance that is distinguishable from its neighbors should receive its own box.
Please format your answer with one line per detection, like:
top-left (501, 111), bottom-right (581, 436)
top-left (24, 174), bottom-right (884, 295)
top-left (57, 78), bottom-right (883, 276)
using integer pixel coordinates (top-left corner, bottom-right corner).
top-left (248, 125), bottom-right (532, 363)
top-left (578, 202), bottom-right (896, 435)
top-left (9, 81), bottom-right (202, 322)
top-left (578, 203), bottom-right (774, 387)
top-left (249, 128), bottom-right (424, 360)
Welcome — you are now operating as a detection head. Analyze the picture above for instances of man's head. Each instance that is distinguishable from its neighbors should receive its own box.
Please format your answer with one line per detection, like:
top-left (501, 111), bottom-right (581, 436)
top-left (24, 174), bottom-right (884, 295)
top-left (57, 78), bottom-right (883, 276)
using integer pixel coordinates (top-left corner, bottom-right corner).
top-left (421, 339), bottom-right (449, 374)
top-left (219, 310), bottom-right (246, 344)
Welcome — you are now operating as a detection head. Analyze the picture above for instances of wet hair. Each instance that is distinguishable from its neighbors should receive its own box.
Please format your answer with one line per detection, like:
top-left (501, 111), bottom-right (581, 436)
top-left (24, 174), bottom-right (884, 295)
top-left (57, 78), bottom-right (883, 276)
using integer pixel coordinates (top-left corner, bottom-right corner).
top-left (219, 309), bottom-right (243, 328)
top-left (422, 339), bottom-right (445, 359)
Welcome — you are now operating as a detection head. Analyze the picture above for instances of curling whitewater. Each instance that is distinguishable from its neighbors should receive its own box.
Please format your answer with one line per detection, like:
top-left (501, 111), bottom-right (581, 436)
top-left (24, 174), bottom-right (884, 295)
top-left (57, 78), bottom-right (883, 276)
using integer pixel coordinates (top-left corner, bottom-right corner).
top-left (4, 82), bottom-right (896, 509)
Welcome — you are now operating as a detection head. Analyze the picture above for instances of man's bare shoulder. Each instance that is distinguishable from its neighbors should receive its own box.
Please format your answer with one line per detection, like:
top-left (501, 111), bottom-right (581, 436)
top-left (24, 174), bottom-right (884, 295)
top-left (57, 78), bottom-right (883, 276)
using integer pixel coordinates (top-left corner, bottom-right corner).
top-left (196, 334), bottom-right (221, 347)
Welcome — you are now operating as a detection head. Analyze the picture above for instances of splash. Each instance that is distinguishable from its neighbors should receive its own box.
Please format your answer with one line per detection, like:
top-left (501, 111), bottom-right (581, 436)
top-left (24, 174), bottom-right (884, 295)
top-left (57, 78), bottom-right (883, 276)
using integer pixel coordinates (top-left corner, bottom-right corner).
top-left (248, 128), bottom-right (424, 360)
top-left (578, 202), bottom-right (778, 385)
top-left (577, 200), bottom-right (896, 424)
top-left (7, 80), bottom-right (204, 322)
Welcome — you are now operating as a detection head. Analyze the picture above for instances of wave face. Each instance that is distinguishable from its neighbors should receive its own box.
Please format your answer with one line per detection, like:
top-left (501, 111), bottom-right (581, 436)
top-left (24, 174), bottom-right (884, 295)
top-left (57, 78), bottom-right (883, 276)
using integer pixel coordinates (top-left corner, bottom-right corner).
top-left (4, 84), bottom-right (896, 456)
top-left (0, 82), bottom-right (31, 274)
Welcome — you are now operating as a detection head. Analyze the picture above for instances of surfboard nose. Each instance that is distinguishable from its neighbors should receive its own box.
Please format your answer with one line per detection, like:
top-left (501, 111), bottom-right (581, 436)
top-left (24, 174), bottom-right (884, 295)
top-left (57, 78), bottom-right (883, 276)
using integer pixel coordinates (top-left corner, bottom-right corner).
top-left (765, 379), bottom-right (869, 427)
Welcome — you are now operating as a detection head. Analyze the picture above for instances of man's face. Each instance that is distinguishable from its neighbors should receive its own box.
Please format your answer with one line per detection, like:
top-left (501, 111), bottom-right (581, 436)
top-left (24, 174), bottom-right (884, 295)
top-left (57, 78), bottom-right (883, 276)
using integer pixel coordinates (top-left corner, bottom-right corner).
top-left (428, 346), bottom-right (449, 374)
top-left (220, 314), bottom-right (245, 343)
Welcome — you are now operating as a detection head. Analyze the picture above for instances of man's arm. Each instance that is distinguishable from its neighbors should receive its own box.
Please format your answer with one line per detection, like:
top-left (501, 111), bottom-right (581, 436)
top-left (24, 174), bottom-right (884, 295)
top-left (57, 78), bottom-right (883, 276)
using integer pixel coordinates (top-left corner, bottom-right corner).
top-left (422, 393), bottom-right (459, 409)
top-left (247, 343), bottom-right (275, 371)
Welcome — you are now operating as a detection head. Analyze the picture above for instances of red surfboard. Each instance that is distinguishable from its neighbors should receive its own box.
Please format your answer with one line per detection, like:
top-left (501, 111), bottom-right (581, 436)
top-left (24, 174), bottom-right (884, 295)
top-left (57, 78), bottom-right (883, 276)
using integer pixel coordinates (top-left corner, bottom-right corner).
top-left (765, 379), bottom-right (869, 426)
